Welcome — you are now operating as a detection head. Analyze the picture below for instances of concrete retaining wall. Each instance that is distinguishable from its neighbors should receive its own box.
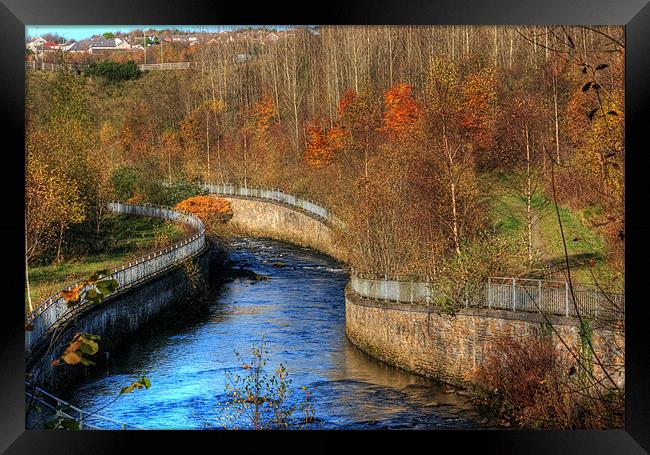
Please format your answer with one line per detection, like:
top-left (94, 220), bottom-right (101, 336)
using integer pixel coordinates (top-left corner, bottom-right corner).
top-left (345, 286), bottom-right (624, 389)
top-left (221, 196), bottom-right (348, 262)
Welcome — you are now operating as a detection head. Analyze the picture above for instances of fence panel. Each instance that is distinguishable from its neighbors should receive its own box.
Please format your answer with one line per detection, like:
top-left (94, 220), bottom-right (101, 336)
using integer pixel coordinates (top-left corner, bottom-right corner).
top-left (350, 275), bottom-right (624, 320)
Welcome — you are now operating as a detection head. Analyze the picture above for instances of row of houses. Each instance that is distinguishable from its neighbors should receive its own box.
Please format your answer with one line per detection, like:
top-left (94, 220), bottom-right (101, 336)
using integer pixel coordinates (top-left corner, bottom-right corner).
top-left (26, 36), bottom-right (144, 55)
top-left (26, 29), bottom-right (303, 56)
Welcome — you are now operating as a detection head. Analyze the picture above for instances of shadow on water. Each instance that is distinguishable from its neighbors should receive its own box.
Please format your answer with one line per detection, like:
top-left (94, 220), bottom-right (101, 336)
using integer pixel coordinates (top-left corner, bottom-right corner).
top-left (60, 237), bottom-right (500, 429)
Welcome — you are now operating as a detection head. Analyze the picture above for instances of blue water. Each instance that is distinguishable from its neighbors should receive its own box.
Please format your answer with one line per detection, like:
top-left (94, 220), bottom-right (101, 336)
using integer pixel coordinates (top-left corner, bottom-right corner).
top-left (62, 238), bottom-right (494, 429)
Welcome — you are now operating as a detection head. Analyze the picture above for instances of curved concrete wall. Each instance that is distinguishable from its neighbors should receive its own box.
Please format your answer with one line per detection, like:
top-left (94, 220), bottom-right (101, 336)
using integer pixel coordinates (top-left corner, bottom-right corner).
top-left (28, 248), bottom-right (220, 394)
top-left (345, 286), bottom-right (624, 389)
top-left (221, 196), bottom-right (348, 262)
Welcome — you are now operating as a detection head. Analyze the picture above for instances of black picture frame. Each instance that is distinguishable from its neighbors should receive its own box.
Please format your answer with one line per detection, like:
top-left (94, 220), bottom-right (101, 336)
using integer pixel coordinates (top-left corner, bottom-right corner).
top-left (1, 0), bottom-right (648, 452)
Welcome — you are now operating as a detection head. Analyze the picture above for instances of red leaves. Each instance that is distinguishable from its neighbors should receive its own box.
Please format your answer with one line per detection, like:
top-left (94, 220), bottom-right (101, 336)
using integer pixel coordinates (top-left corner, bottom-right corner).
top-left (337, 89), bottom-right (356, 118)
top-left (175, 196), bottom-right (233, 222)
top-left (304, 123), bottom-right (334, 168)
top-left (380, 83), bottom-right (422, 138)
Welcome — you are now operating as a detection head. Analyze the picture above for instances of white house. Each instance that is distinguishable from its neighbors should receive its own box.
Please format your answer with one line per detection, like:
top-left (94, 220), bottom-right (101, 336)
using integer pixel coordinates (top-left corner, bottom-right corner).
top-left (26, 37), bottom-right (47, 52)
top-left (88, 37), bottom-right (133, 55)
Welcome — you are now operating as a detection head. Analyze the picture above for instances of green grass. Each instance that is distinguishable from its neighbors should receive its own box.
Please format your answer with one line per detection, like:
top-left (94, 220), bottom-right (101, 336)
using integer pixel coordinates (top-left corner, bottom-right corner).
top-left (482, 172), bottom-right (617, 288)
top-left (26, 214), bottom-right (187, 312)
top-left (537, 203), bottom-right (617, 287)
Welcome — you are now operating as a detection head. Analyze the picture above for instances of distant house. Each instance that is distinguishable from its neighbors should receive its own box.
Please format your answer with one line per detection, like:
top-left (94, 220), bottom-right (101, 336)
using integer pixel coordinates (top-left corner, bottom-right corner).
top-left (163, 35), bottom-right (198, 44)
top-left (26, 37), bottom-right (47, 52)
top-left (88, 37), bottom-right (133, 55)
top-left (66, 40), bottom-right (91, 53)
top-left (265, 32), bottom-right (280, 43)
top-left (234, 53), bottom-right (253, 63)
top-left (41, 42), bottom-right (63, 53)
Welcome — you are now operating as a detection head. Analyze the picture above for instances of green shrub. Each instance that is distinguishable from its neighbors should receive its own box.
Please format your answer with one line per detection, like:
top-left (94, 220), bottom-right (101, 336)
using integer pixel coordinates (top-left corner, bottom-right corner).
top-left (84, 60), bottom-right (142, 83)
top-left (110, 166), bottom-right (139, 200)
top-left (158, 181), bottom-right (208, 206)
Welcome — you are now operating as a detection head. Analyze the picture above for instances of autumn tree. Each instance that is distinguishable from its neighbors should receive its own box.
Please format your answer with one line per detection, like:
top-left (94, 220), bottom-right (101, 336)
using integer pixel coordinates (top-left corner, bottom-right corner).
top-left (303, 123), bottom-right (329, 168)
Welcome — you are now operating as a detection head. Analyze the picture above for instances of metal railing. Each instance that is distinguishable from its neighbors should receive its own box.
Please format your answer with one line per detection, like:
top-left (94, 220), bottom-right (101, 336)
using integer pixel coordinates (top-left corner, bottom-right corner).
top-left (26, 383), bottom-right (145, 430)
top-left (350, 275), bottom-right (625, 320)
top-left (25, 61), bottom-right (86, 71)
top-left (138, 62), bottom-right (191, 71)
top-left (203, 182), bottom-right (334, 223)
top-left (25, 202), bottom-right (206, 352)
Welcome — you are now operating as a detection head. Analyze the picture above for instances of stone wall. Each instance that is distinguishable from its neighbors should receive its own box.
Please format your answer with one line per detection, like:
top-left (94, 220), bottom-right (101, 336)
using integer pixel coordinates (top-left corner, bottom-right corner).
top-left (222, 196), bottom-right (348, 262)
top-left (27, 246), bottom-right (222, 395)
top-left (345, 286), bottom-right (624, 389)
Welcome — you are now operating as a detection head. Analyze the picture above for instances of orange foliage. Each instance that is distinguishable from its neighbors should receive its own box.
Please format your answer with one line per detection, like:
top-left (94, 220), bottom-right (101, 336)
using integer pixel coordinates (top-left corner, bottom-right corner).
top-left (174, 196), bottom-right (233, 223)
top-left (380, 83), bottom-right (422, 138)
top-left (327, 126), bottom-right (344, 153)
top-left (304, 123), bottom-right (333, 168)
top-left (337, 89), bottom-right (356, 117)
top-left (126, 193), bottom-right (145, 204)
top-left (254, 96), bottom-right (275, 134)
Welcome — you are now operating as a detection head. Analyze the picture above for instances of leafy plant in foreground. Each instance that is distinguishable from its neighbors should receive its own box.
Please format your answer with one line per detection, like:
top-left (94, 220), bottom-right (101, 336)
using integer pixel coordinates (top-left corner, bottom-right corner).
top-left (217, 341), bottom-right (315, 429)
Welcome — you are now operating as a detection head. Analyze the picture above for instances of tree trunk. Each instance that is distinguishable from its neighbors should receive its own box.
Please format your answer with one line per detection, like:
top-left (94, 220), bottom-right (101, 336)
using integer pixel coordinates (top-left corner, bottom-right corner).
top-left (553, 66), bottom-right (561, 164)
top-left (525, 123), bottom-right (533, 262)
top-left (206, 111), bottom-right (211, 184)
top-left (443, 126), bottom-right (462, 257)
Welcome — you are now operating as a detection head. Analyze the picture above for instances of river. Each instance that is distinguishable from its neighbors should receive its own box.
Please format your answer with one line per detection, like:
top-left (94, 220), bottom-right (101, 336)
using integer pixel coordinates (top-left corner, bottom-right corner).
top-left (62, 237), bottom-right (497, 429)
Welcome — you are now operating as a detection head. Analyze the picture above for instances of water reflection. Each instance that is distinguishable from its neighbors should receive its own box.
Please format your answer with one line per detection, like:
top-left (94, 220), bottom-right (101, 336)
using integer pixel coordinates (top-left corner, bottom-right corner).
top-left (62, 238), bottom-right (496, 429)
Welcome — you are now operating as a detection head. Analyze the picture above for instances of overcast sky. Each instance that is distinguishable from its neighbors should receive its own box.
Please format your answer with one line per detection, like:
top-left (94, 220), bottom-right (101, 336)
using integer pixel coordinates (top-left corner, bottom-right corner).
top-left (25, 25), bottom-right (291, 41)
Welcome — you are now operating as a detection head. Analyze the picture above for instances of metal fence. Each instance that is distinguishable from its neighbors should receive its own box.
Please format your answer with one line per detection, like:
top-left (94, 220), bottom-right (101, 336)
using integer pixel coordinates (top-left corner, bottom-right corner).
top-left (138, 62), bottom-right (191, 71)
top-left (25, 202), bottom-right (206, 352)
top-left (203, 182), bottom-right (333, 222)
top-left (25, 61), bottom-right (86, 71)
top-left (350, 275), bottom-right (625, 320)
top-left (26, 383), bottom-right (145, 430)
top-left (26, 61), bottom-right (195, 72)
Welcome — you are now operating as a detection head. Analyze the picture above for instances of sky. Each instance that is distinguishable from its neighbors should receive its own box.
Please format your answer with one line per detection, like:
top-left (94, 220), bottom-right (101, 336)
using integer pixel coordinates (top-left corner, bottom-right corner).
top-left (25, 25), bottom-right (292, 41)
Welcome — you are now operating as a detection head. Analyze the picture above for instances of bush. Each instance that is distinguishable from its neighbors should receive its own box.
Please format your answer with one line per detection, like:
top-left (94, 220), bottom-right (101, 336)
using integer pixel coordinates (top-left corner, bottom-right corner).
top-left (158, 181), bottom-right (208, 206)
top-left (84, 60), bottom-right (142, 83)
top-left (110, 166), bottom-right (139, 200)
top-left (431, 230), bottom-right (527, 314)
top-left (174, 196), bottom-right (233, 223)
top-left (475, 334), bottom-right (624, 429)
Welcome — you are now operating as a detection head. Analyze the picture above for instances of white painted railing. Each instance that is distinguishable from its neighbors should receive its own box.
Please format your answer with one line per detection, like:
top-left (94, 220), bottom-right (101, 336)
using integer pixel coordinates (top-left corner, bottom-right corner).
top-left (350, 275), bottom-right (625, 320)
top-left (138, 62), bottom-right (191, 71)
top-left (203, 183), bottom-right (333, 222)
top-left (25, 202), bottom-right (206, 352)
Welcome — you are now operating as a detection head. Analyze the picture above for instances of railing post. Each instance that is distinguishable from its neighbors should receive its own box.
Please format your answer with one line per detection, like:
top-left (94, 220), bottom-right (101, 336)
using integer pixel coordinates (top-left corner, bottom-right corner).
top-left (512, 277), bottom-right (516, 311)
top-left (565, 281), bottom-right (569, 316)
top-left (487, 277), bottom-right (491, 308)
top-left (538, 279), bottom-right (542, 312)
top-left (384, 274), bottom-right (388, 302)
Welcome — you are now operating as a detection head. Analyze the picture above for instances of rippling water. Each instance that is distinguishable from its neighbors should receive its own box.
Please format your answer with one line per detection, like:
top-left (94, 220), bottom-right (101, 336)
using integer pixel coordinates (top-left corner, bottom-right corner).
top-left (62, 238), bottom-right (496, 429)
